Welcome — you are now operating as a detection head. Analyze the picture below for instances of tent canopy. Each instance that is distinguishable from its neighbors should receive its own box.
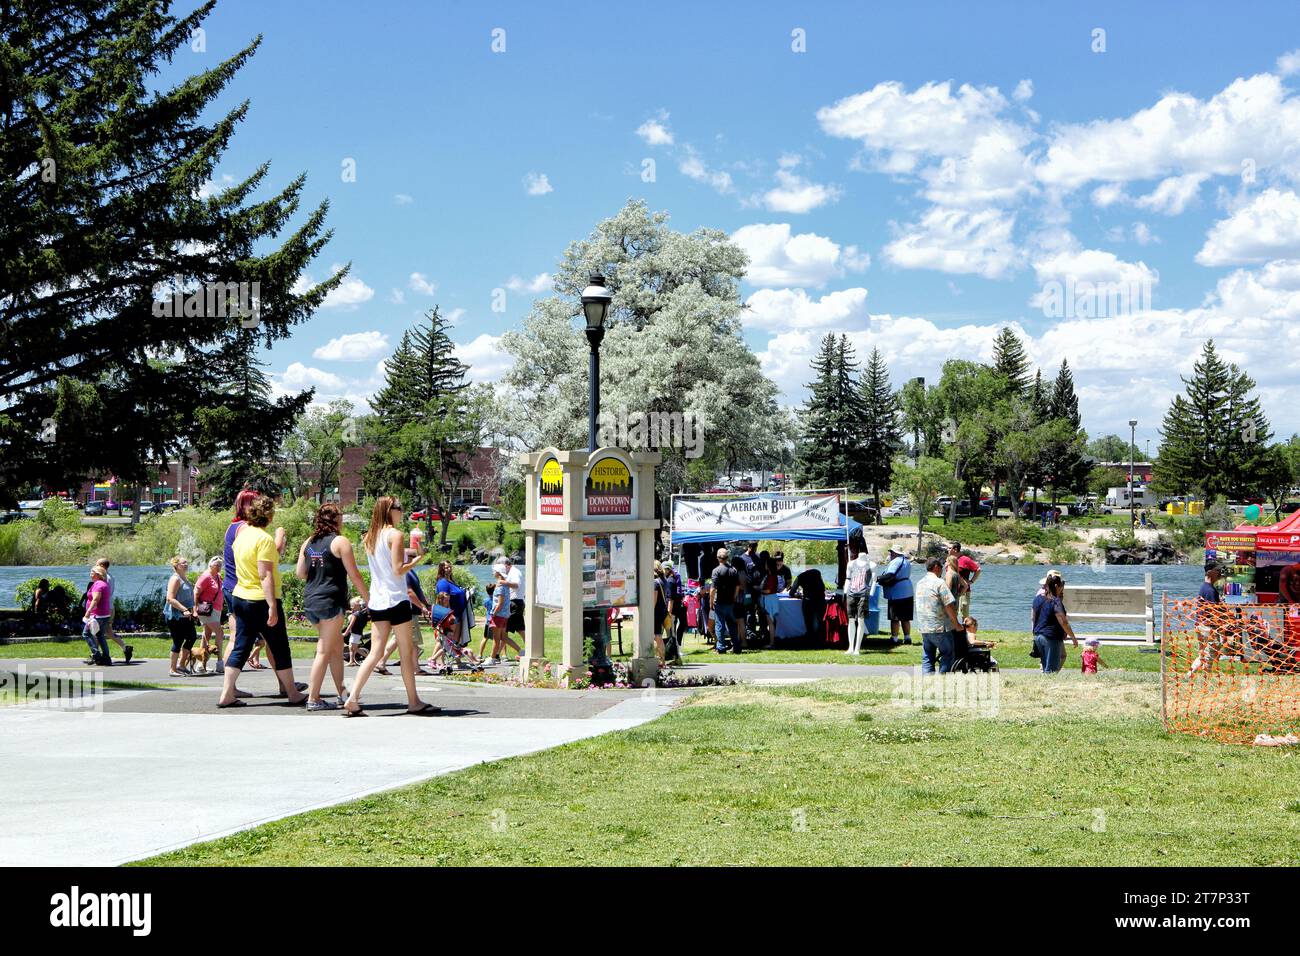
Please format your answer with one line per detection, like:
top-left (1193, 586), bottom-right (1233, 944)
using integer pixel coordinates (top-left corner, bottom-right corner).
top-left (1232, 510), bottom-right (1300, 534)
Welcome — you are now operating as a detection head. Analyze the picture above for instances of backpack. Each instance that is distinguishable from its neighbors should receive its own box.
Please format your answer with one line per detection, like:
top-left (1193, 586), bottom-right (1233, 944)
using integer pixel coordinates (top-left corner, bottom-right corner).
top-left (877, 559), bottom-right (904, 589)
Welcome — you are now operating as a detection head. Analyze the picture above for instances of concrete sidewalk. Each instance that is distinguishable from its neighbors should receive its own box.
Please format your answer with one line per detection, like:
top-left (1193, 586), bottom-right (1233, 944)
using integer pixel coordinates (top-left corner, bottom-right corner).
top-left (1, 659), bottom-right (685, 866)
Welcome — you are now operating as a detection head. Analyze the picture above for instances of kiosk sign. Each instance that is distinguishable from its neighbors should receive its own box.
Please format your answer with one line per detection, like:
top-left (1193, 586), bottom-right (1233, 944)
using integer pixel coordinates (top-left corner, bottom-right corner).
top-left (539, 457), bottom-right (564, 516)
top-left (585, 456), bottom-right (633, 516)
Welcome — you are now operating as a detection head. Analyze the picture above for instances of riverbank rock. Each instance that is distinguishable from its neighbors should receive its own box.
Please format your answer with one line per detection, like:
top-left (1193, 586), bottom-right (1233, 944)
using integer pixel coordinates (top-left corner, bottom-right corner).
top-left (1104, 540), bottom-right (1182, 564)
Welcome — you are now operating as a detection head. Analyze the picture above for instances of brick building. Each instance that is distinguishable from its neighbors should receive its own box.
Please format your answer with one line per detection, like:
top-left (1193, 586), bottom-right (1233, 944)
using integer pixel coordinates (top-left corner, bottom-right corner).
top-left (71, 446), bottom-right (503, 509)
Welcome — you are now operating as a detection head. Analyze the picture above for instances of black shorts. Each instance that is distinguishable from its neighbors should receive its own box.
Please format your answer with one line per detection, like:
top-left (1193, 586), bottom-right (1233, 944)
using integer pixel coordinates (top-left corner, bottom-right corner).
top-left (887, 597), bottom-right (914, 623)
top-left (507, 598), bottom-right (525, 633)
top-left (167, 615), bottom-right (198, 653)
top-left (229, 597), bottom-right (290, 670)
top-left (369, 601), bottom-right (413, 625)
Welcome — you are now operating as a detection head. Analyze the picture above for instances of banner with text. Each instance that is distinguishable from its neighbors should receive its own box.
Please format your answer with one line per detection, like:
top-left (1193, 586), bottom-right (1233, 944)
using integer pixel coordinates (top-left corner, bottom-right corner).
top-left (671, 492), bottom-right (844, 543)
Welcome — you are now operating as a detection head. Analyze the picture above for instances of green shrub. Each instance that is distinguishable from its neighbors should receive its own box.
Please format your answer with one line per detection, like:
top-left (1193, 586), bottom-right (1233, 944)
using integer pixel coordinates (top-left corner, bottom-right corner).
top-left (14, 576), bottom-right (81, 609)
top-left (456, 531), bottom-right (476, 554)
top-left (494, 520), bottom-right (506, 544)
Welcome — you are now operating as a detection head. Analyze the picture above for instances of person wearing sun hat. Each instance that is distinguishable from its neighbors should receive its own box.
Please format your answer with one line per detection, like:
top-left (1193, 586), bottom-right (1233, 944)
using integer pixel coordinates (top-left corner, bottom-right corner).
top-left (881, 544), bottom-right (914, 645)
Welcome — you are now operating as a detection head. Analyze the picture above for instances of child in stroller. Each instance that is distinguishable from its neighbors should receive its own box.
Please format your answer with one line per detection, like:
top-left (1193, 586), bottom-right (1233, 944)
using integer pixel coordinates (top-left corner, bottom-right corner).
top-left (951, 616), bottom-right (998, 673)
top-left (427, 592), bottom-right (484, 675)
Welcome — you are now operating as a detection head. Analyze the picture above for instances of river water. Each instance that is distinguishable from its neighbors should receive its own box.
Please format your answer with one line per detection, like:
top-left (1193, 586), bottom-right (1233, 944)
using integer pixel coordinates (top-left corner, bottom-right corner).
top-left (1, 561), bottom-right (1203, 635)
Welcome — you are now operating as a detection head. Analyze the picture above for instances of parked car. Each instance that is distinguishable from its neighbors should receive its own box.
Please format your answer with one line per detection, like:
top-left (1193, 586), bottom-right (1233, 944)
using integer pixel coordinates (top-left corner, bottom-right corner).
top-left (157, 500), bottom-right (182, 512)
top-left (0, 510), bottom-right (30, 523)
top-left (463, 505), bottom-right (502, 521)
top-left (410, 507), bottom-right (442, 522)
top-left (17, 499), bottom-right (44, 511)
top-left (83, 501), bottom-right (106, 517)
top-left (953, 500), bottom-right (992, 518)
top-left (138, 501), bottom-right (154, 515)
top-left (880, 503), bottom-right (912, 518)
top-left (845, 500), bottom-right (879, 524)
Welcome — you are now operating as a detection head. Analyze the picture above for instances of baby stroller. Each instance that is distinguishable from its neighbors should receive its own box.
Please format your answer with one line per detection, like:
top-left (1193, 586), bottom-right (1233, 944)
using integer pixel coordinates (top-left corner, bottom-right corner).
top-left (430, 606), bottom-right (484, 675)
top-left (951, 628), bottom-right (998, 673)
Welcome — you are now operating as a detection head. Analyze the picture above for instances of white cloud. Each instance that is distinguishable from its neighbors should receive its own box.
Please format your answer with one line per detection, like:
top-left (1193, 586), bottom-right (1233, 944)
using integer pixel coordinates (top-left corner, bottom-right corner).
top-left (679, 146), bottom-right (733, 193)
top-left (444, 307), bottom-right (466, 325)
top-left (393, 193), bottom-right (414, 205)
top-left (292, 265), bottom-right (374, 309)
top-left (1037, 74), bottom-right (1300, 190)
top-left (1133, 222), bottom-right (1157, 245)
top-left (505, 272), bottom-right (553, 294)
top-left (196, 174), bottom-right (234, 199)
top-left (1197, 188), bottom-right (1300, 265)
top-left (1013, 79), bottom-right (1034, 102)
top-left (455, 334), bottom-right (513, 383)
top-left (408, 272), bottom-right (436, 296)
top-left (524, 172), bottom-right (553, 195)
top-left (1278, 49), bottom-right (1300, 76)
top-left (761, 168), bottom-right (842, 213)
top-left (312, 331), bottom-right (390, 362)
top-left (279, 362), bottom-right (348, 392)
top-left (389, 288), bottom-right (405, 305)
top-left (636, 115), bottom-right (674, 146)
top-left (731, 223), bottom-right (868, 287)
top-left (1028, 247), bottom-right (1158, 309)
top-left (818, 80), bottom-right (1019, 168)
top-left (1134, 172), bottom-right (1207, 215)
top-left (1092, 183), bottom-right (1126, 207)
top-left (883, 206), bottom-right (1020, 278)
top-left (744, 287), bottom-right (870, 331)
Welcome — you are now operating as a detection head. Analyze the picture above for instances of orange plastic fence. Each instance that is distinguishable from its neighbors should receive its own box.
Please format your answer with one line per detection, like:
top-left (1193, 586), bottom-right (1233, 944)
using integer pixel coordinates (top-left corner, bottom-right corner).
top-left (1162, 597), bottom-right (1300, 743)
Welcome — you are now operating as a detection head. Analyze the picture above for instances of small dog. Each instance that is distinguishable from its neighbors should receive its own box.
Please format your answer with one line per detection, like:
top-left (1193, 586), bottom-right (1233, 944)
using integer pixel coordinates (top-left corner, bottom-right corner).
top-left (191, 640), bottom-right (216, 674)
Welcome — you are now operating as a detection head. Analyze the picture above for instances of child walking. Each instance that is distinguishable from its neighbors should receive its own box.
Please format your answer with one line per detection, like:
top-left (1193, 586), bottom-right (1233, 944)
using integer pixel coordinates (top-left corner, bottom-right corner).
top-left (1081, 638), bottom-right (1107, 674)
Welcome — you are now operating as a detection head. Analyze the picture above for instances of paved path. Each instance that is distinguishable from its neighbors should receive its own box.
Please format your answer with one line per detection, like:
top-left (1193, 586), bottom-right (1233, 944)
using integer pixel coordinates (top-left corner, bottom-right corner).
top-left (0, 658), bottom-right (684, 866)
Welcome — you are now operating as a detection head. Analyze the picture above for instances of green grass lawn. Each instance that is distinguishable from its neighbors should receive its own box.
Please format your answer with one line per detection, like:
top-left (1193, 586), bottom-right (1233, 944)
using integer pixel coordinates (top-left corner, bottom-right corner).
top-left (0, 626), bottom-right (1161, 672)
top-left (136, 670), bottom-right (1300, 866)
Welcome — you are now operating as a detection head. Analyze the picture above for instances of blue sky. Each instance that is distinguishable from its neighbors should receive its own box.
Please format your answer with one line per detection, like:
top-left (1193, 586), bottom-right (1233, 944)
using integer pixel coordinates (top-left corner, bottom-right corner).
top-left (180, 0), bottom-right (1300, 446)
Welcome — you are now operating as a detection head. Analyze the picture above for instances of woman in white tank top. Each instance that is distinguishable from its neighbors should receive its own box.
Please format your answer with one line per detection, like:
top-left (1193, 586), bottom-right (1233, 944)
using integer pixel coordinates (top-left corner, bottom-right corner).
top-left (344, 495), bottom-right (437, 716)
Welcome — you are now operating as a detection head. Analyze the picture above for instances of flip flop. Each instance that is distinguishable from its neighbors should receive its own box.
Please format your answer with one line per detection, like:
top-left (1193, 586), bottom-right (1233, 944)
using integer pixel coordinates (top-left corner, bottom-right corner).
top-left (342, 706), bottom-right (367, 718)
top-left (217, 699), bottom-right (247, 709)
top-left (405, 703), bottom-right (441, 715)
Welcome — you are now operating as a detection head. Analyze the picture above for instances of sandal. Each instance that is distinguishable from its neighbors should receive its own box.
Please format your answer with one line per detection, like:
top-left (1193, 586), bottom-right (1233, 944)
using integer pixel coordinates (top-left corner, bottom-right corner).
top-left (405, 703), bottom-right (441, 715)
top-left (342, 705), bottom-right (367, 718)
top-left (217, 699), bottom-right (247, 709)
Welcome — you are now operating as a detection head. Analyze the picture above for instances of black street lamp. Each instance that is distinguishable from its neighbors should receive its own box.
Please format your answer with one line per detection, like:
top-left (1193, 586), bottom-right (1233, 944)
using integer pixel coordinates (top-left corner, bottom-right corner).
top-left (581, 273), bottom-right (613, 452)
top-left (1128, 418), bottom-right (1138, 530)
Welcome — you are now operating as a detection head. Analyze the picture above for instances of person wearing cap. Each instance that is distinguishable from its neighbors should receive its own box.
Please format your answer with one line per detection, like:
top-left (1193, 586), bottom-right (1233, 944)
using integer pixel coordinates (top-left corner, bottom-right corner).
top-left (1189, 564), bottom-right (1226, 674)
top-left (880, 545), bottom-right (914, 645)
top-left (710, 547), bottom-right (743, 653)
top-left (1031, 571), bottom-right (1078, 673)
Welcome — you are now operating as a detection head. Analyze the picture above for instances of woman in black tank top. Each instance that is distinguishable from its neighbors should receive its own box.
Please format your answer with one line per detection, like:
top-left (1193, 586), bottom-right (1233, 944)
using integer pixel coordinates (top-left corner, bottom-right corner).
top-left (294, 504), bottom-right (371, 710)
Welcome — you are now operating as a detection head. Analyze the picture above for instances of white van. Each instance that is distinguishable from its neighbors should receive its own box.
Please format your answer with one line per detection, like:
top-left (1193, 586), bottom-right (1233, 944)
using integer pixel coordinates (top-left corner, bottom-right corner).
top-left (1103, 486), bottom-right (1156, 510)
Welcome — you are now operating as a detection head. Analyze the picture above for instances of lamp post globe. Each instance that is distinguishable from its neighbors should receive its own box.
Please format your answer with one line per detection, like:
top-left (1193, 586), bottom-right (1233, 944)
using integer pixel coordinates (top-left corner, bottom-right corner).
top-left (581, 274), bottom-right (613, 451)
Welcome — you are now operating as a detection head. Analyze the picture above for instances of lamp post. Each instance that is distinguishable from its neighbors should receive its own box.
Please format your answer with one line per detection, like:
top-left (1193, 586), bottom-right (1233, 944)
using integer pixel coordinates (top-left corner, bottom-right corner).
top-left (911, 376), bottom-right (925, 464)
top-left (581, 273), bottom-right (613, 452)
top-left (1128, 419), bottom-right (1138, 530)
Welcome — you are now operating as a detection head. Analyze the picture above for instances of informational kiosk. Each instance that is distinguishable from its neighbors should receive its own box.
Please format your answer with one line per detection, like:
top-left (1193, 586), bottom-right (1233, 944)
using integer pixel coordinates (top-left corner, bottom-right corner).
top-left (518, 447), bottom-right (661, 685)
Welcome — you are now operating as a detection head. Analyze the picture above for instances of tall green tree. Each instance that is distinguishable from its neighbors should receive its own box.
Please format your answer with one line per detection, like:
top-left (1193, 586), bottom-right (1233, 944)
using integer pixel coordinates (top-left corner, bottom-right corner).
top-left (853, 347), bottom-right (902, 519)
top-left (1042, 359), bottom-right (1090, 506)
top-left (364, 308), bottom-right (481, 548)
top-left (991, 326), bottom-right (1031, 396)
top-left (796, 334), bottom-right (862, 489)
top-left (500, 200), bottom-right (786, 509)
top-left (1087, 434), bottom-right (1131, 463)
top-left (0, 0), bottom-right (341, 505)
top-left (192, 335), bottom-right (310, 508)
top-left (892, 455), bottom-right (961, 553)
top-left (1156, 340), bottom-right (1271, 500)
top-left (281, 399), bottom-right (358, 503)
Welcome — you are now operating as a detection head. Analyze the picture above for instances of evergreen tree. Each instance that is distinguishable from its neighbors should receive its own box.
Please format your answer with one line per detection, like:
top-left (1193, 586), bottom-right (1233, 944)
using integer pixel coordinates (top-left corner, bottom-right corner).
top-left (0, 0), bottom-right (341, 505)
top-left (1156, 340), bottom-right (1271, 500)
top-left (1042, 359), bottom-right (1090, 504)
top-left (796, 334), bottom-right (860, 488)
top-left (854, 348), bottom-right (902, 521)
top-left (991, 326), bottom-right (1031, 396)
top-left (193, 331), bottom-right (310, 507)
top-left (364, 308), bottom-right (481, 547)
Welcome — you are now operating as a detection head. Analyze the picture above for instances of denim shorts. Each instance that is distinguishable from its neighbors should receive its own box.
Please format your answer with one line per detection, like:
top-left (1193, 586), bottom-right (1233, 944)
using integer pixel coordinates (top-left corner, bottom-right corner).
top-left (305, 604), bottom-right (348, 625)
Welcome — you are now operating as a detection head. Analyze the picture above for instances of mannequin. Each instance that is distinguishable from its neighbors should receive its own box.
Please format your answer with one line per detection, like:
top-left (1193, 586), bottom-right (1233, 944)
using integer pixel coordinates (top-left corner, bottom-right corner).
top-left (845, 551), bottom-right (874, 655)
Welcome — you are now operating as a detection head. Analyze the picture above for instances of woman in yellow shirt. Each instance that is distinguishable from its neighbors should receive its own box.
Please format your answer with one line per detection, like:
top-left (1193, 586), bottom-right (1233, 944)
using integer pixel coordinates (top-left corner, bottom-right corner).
top-left (217, 494), bottom-right (307, 708)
